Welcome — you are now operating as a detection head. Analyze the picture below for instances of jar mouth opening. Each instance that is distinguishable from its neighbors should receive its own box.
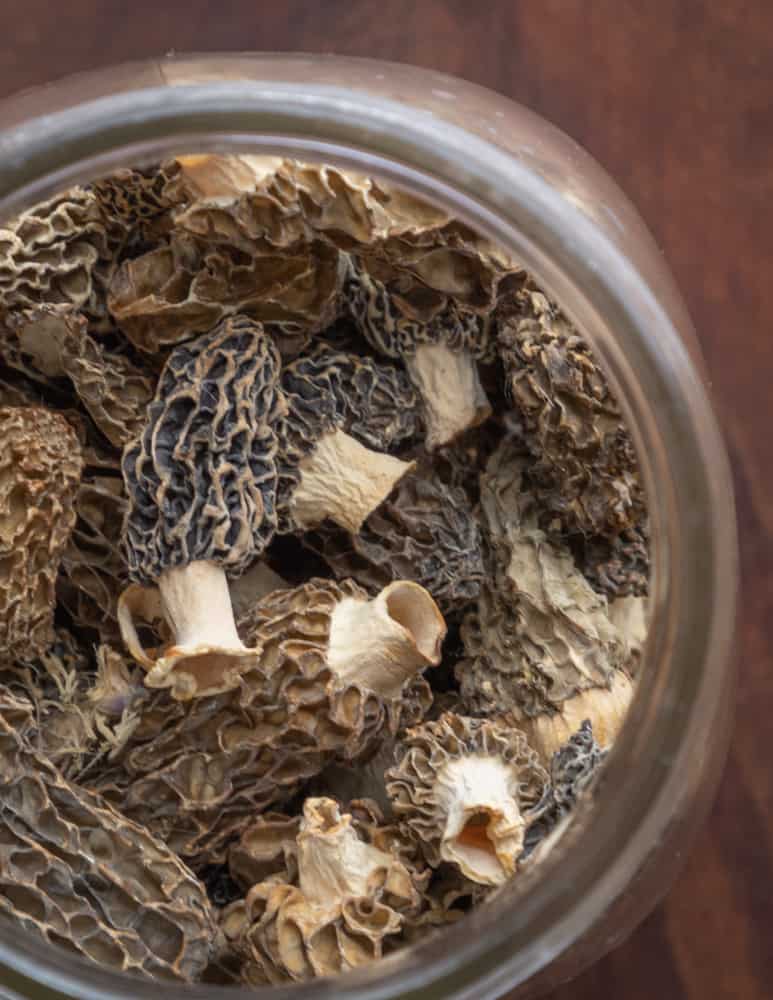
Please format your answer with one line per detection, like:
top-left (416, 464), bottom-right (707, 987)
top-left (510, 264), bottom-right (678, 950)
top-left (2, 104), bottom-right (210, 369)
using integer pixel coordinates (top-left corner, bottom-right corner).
top-left (0, 55), bottom-right (737, 1000)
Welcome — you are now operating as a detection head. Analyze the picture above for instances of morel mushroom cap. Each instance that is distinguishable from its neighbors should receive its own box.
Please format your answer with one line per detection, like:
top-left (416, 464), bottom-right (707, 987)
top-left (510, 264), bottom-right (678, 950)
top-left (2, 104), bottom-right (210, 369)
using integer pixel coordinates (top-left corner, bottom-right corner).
top-left (523, 721), bottom-right (608, 860)
top-left (0, 406), bottom-right (82, 660)
top-left (386, 713), bottom-right (549, 886)
top-left (277, 343), bottom-right (420, 534)
top-left (3, 307), bottom-right (155, 448)
top-left (0, 187), bottom-right (121, 330)
top-left (0, 688), bottom-right (218, 982)
top-left (222, 797), bottom-right (423, 984)
top-left (457, 437), bottom-right (631, 724)
top-left (343, 255), bottom-right (492, 449)
top-left (306, 463), bottom-right (484, 616)
top-left (108, 233), bottom-right (341, 354)
top-left (121, 315), bottom-right (284, 699)
top-left (497, 288), bottom-right (647, 551)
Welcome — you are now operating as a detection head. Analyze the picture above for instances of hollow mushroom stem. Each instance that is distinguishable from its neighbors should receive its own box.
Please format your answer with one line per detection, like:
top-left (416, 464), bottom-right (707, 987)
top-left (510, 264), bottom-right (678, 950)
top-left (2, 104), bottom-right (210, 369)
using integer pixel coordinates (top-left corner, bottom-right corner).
top-left (291, 428), bottom-right (415, 534)
top-left (405, 343), bottom-right (491, 450)
top-left (297, 798), bottom-right (407, 908)
top-left (327, 581), bottom-right (446, 697)
top-left (118, 560), bottom-right (261, 700)
top-left (434, 755), bottom-right (525, 886)
top-left (518, 671), bottom-right (634, 764)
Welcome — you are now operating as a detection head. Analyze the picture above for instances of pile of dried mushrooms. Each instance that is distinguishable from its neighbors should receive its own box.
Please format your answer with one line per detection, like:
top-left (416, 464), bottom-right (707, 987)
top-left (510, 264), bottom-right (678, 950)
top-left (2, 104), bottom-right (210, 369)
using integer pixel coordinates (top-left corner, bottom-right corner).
top-left (0, 155), bottom-right (649, 986)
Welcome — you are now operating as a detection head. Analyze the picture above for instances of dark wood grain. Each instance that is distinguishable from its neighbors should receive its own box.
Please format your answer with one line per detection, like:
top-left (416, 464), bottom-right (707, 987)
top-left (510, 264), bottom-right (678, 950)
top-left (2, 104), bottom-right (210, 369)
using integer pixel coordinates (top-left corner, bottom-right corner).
top-left (0, 1), bottom-right (768, 996)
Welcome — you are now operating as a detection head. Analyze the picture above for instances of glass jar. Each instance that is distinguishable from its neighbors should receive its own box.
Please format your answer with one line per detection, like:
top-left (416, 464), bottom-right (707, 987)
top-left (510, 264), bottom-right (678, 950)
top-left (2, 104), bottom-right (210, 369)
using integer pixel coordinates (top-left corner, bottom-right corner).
top-left (0, 54), bottom-right (737, 1000)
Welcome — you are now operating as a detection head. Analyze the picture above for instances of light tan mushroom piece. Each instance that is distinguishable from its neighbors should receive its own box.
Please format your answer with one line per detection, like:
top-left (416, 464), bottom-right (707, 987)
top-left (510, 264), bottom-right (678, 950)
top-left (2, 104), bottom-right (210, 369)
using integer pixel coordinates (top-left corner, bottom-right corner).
top-left (0, 406), bottom-right (83, 660)
top-left (120, 315), bottom-right (284, 700)
top-left (221, 797), bottom-right (424, 984)
top-left (2, 307), bottom-right (155, 449)
top-left (342, 256), bottom-right (492, 449)
top-left (456, 436), bottom-right (634, 761)
top-left (386, 713), bottom-right (549, 887)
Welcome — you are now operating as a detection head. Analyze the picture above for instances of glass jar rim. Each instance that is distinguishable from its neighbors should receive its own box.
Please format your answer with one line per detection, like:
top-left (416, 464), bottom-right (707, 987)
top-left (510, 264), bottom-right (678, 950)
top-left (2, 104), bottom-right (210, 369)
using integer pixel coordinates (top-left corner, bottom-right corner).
top-left (0, 53), bottom-right (737, 1000)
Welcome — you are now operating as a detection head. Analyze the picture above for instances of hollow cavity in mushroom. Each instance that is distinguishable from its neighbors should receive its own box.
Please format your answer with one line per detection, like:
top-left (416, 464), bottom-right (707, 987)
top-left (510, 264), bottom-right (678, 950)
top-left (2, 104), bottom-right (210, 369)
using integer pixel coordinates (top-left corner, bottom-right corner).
top-left (290, 428), bottom-right (415, 534)
top-left (519, 671), bottom-right (634, 763)
top-left (434, 754), bottom-right (525, 885)
top-left (405, 343), bottom-right (491, 450)
top-left (327, 581), bottom-right (446, 697)
top-left (118, 560), bottom-right (261, 700)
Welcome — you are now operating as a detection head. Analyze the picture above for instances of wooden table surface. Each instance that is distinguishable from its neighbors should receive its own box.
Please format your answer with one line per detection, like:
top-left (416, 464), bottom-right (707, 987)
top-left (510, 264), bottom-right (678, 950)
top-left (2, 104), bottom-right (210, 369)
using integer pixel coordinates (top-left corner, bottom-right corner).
top-left (0, 1), bottom-right (768, 997)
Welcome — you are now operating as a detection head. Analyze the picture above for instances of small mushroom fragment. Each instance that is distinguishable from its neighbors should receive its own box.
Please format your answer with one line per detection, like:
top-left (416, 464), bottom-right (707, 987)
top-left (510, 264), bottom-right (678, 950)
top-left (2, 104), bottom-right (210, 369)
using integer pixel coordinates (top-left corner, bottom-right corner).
top-left (497, 288), bottom-right (648, 585)
top-left (2, 307), bottom-right (155, 448)
top-left (386, 713), bottom-right (549, 886)
top-left (0, 686), bottom-right (218, 982)
top-left (576, 523), bottom-right (651, 599)
top-left (306, 464), bottom-right (484, 616)
top-left (522, 721), bottom-right (608, 860)
top-left (221, 797), bottom-right (425, 984)
top-left (277, 343), bottom-right (420, 533)
top-left (108, 233), bottom-right (341, 354)
top-left (228, 813), bottom-right (302, 890)
top-left (343, 255), bottom-right (493, 449)
top-left (456, 437), bottom-right (634, 758)
top-left (90, 162), bottom-right (181, 247)
top-left (0, 406), bottom-right (82, 660)
top-left (121, 315), bottom-right (284, 699)
top-left (0, 187), bottom-right (123, 331)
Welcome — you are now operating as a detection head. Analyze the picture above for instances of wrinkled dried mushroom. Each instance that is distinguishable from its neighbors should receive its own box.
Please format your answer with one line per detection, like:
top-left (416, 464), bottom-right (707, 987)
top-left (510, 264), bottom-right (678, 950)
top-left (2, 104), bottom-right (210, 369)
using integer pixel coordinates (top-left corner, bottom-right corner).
top-left (0, 687), bottom-right (217, 981)
top-left (121, 315), bottom-right (283, 699)
top-left (386, 713), bottom-right (549, 885)
top-left (344, 255), bottom-right (492, 449)
top-left (222, 797), bottom-right (424, 983)
top-left (0, 406), bottom-right (82, 660)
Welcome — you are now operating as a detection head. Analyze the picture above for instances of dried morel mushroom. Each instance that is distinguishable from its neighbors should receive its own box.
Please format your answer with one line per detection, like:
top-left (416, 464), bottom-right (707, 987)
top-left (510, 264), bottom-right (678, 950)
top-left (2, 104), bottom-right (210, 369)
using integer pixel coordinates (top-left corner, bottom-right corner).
top-left (386, 713), bottom-right (549, 886)
top-left (121, 314), bottom-right (284, 699)
top-left (0, 188), bottom-right (127, 332)
top-left (221, 797), bottom-right (425, 984)
top-left (96, 578), bottom-right (444, 867)
top-left (522, 720), bottom-right (607, 859)
top-left (343, 255), bottom-right (492, 449)
top-left (0, 687), bottom-right (217, 981)
top-left (276, 343), bottom-right (419, 533)
top-left (90, 163), bottom-right (180, 247)
top-left (497, 289), bottom-right (647, 559)
top-left (306, 464), bottom-right (484, 616)
top-left (0, 406), bottom-right (82, 660)
top-left (457, 436), bottom-right (634, 758)
top-left (108, 234), bottom-right (341, 355)
top-left (2, 308), bottom-right (155, 448)
top-left (235, 577), bottom-right (445, 760)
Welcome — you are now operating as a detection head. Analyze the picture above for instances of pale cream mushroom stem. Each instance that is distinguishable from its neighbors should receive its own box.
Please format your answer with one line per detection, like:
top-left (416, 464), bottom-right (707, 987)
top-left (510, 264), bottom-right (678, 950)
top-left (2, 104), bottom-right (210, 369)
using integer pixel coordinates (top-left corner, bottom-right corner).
top-left (291, 428), bottom-right (415, 534)
top-left (118, 560), bottom-right (260, 700)
top-left (327, 581), bottom-right (446, 696)
top-left (406, 342), bottom-right (491, 450)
